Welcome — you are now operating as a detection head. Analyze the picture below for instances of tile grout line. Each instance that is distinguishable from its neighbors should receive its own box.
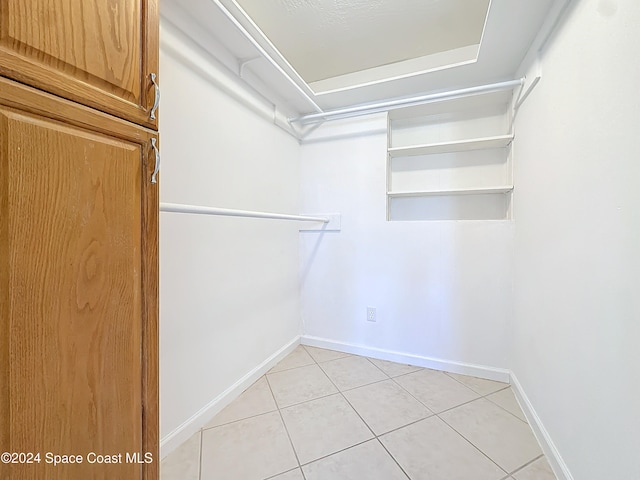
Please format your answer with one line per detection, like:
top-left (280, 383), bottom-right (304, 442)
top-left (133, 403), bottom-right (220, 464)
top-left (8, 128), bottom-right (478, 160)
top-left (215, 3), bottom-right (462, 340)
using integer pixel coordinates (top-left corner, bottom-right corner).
top-left (273, 352), bottom-right (512, 411)
top-left (264, 374), bottom-right (306, 477)
top-left (433, 394), bottom-right (484, 416)
top-left (301, 354), bottom-right (393, 472)
top-left (196, 347), bottom-right (546, 480)
top-left (375, 437), bottom-right (413, 480)
top-left (364, 356), bottom-right (396, 377)
top-left (198, 429), bottom-right (203, 480)
top-left (506, 453), bottom-right (545, 478)
top-left (392, 367), bottom-right (528, 425)
top-left (291, 343), bottom-right (364, 478)
top-left (269, 361), bottom-right (316, 375)
top-left (275, 390), bottom-right (339, 410)
top-left (341, 376), bottom-right (396, 393)
top-left (269, 363), bottom-right (421, 411)
top-left (202, 407), bottom-right (280, 430)
top-left (484, 391), bottom-right (531, 425)
top-left (270, 362), bottom-right (404, 469)
top-left (369, 413), bottom-right (435, 438)
top-left (315, 356), bottom-right (413, 478)
top-left (439, 369), bottom-right (514, 402)
top-left (388, 374), bottom-right (438, 416)
top-left (436, 397), bottom-right (549, 476)
top-left (390, 367), bottom-right (525, 423)
top-left (352, 362), bottom-right (417, 478)
top-left (388, 369), bottom-right (485, 413)
top-left (296, 353), bottom-right (495, 480)
top-left (427, 383), bottom-right (539, 475)
top-left (301, 344), bottom-right (352, 364)
top-left (343, 353), bottom-right (523, 474)
top-left (314, 357), bottom-right (381, 441)
top-left (294, 352), bottom-right (519, 470)
top-left (322, 352), bottom-right (535, 477)
top-left (262, 467), bottom-right (303, 480)
top-left (436, 411), bottom-right (509, 476)
top-left (443, 370), bottom-right (508, 394)
top-left (296, 438), bottom-right (372, 469)
top-left (432, 384), bottom-right (541, 475)
top-left (365, 357), bottom-right (422, 378)
top-left (315, 356), bottom-right (389, 392)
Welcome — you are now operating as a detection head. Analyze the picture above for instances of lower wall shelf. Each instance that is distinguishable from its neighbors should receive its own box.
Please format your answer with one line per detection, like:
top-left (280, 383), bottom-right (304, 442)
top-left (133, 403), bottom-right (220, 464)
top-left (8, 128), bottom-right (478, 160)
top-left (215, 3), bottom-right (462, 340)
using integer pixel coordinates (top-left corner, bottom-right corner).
top-left (388, 186), bottom-right (514, 198)
top-left (388, 188), bottom-right (513, 221)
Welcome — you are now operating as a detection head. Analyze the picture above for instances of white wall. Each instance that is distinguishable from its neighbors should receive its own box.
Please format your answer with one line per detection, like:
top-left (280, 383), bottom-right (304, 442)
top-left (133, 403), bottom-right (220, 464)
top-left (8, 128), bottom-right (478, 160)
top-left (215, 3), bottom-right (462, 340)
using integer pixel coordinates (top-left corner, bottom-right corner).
top-left (299, 116), bottom-right (513, 378)
top-left (159, 21), bottom-right (302, 448)
top-left (159, 1), bottom-right (640, 475)
top-left (512, 1), bottom-right (640, 478)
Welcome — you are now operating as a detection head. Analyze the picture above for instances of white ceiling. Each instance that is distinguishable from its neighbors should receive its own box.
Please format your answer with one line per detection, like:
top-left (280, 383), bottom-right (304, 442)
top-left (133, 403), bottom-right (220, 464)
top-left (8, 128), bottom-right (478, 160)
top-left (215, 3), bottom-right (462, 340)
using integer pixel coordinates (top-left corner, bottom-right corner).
top-left (234, 0), bottom-right (490, 84)
top-left (162, 0), bottom-right (557, 116)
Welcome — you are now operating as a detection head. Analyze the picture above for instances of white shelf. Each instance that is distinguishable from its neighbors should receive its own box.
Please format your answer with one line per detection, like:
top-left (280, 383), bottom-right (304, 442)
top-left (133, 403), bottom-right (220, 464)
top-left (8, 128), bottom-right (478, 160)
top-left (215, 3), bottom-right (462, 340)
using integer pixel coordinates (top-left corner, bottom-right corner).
top-left (388, 134), bottom-right (514, 157)
top-left (387, 90), bottom-right (515, 120)
top-left (388, 186), bottom-right (514, 198)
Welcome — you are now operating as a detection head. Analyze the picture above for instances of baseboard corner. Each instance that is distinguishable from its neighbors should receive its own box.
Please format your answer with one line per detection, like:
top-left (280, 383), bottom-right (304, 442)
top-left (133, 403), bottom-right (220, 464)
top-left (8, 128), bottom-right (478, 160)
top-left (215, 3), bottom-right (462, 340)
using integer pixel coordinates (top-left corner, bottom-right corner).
top-left (509, 371), bottom-right (574, 480)
top-left (159, 335), bottom-right (301, 459)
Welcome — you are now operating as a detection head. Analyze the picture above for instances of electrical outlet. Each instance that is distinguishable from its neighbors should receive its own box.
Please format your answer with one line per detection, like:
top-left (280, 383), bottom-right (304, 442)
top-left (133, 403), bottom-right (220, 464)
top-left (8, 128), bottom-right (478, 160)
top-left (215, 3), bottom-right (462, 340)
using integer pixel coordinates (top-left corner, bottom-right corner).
top-left (367, 307), bottom-right (376, 322)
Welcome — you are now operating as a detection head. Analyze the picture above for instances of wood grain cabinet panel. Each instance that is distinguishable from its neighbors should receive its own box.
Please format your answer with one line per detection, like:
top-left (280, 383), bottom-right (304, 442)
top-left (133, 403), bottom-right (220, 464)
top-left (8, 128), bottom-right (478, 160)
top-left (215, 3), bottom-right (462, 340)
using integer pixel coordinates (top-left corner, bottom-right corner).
top-left (0, 78), bottom-right (158, 480)
top-left (0, 0), bottom-right (159, 128)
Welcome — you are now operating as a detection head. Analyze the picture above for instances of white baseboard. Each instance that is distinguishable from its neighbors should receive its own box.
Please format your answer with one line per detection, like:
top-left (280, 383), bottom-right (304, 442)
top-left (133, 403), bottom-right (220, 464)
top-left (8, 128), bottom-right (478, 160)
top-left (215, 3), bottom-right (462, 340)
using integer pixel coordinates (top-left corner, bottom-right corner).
top-left (160, 336), bottom-right (301, 459)
top-left (510, 372), bottom-right (574, 480)
top-left (300, 335), bottom-right (510, 383)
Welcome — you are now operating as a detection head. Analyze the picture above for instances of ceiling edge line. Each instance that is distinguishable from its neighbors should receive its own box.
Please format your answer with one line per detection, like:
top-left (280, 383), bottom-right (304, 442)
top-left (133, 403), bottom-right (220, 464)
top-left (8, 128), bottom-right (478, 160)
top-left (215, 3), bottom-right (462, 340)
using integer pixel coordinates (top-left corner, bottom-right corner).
top-left (476, 0), bottom-right (494, 58)
top-left (225, 0), bottom-right (318, 98)
top-left (310, 54), bottom-right (479, 97)
top-left (209, 0), bottom-right (323, 113)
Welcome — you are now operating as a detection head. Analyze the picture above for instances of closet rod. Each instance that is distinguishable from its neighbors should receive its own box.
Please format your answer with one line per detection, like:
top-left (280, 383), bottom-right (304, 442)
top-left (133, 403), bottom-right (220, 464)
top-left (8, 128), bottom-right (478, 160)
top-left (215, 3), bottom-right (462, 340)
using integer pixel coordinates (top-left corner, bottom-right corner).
top-left (291, 78), bottom-right (525, 125)
top-left (160, 202), bottom-right (329, 223)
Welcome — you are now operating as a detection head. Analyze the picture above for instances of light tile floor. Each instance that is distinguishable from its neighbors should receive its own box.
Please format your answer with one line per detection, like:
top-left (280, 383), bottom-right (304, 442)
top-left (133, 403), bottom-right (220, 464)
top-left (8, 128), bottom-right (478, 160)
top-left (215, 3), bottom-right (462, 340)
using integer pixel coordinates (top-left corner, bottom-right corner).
top-left (161, 345), bottom-right (558, 480)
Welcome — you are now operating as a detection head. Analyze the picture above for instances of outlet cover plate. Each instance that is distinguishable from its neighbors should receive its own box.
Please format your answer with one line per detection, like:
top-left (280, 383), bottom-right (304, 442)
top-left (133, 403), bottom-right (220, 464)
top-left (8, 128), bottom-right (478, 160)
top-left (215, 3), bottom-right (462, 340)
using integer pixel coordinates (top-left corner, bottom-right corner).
top-left (367, 307), bottom-right (376, 322)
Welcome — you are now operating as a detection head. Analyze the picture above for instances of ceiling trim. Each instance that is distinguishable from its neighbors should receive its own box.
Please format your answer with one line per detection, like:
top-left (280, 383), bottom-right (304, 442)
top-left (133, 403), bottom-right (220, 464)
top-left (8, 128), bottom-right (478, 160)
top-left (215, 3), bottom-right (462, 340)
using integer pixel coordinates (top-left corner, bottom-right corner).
top-left (167, 0), bottom-right (558, 117)
top-left (220, 0), bottom-right (494, 100)
top-left (221, 0), bottom-right (316, 95)
top-left (310, 0), bottom-right (495, 95)
top-left (310, 45), bottom-right (480, 96)
top-left (212, 0), bottom-right (323, 112)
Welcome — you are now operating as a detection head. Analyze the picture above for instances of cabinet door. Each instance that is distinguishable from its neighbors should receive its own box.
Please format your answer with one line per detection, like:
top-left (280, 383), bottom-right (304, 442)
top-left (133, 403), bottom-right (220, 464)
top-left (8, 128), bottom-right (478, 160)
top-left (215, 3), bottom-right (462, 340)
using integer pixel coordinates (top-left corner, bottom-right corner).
top-left (0, 0), bottom-right (159, 129)
top-left (0, 77), bottom-right (158, 480)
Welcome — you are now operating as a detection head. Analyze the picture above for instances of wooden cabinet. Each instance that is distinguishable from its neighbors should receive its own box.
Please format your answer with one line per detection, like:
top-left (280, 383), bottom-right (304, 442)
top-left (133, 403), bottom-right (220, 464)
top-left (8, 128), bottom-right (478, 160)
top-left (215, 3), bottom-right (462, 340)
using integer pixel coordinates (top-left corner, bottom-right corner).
top-left (0, 75), bottom-right (158, 480)
top-left (0, 1), bottom-right (158, 478)
top-left (0, 0), bottom-right (159, 128)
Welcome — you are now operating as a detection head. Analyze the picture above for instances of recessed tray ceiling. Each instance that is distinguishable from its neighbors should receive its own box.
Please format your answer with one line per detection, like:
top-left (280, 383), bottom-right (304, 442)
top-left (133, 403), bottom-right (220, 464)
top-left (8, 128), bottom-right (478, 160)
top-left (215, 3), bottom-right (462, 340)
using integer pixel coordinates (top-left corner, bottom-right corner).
top-left (235, 0), bottom-right (491, 92)
top-left (162, 0), bottom-right (557, 115)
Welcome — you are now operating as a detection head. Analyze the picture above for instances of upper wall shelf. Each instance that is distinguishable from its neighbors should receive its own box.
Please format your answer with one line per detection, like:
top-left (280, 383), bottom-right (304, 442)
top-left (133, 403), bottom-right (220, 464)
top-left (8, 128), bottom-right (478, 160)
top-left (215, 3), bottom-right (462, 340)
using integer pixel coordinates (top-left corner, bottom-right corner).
top-left (388, 186), bottom-right (514, 198)
top-left (388, 134), bottom-right (514, 158)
